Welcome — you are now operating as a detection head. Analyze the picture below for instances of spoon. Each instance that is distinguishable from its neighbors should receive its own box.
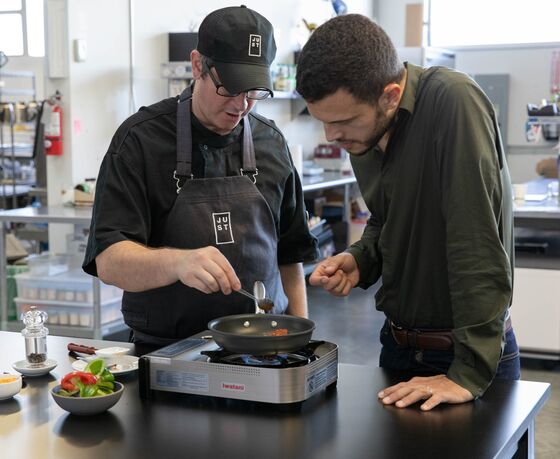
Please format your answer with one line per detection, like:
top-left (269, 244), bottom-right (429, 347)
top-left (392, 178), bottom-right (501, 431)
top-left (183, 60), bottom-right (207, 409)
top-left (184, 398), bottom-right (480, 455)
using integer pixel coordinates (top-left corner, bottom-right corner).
top-left (236, 283), bottom-right (274, 313)
top-left (253, 281), bottom-right (274, 313)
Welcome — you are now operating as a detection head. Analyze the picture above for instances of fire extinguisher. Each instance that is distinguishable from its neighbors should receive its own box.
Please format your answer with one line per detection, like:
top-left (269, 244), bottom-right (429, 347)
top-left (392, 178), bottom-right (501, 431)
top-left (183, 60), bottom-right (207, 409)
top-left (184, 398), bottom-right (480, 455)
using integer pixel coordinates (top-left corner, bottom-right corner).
top-left (45, 90), bottom-right (63, 156)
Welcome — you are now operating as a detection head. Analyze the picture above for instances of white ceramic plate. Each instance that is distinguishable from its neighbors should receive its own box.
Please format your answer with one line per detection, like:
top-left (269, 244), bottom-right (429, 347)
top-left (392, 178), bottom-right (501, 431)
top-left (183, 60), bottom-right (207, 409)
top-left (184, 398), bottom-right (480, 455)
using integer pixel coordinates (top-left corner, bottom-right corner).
top-left (12, 358), bottom-right (58, 377)
top-left (72, 355), bottom-right (139, 375)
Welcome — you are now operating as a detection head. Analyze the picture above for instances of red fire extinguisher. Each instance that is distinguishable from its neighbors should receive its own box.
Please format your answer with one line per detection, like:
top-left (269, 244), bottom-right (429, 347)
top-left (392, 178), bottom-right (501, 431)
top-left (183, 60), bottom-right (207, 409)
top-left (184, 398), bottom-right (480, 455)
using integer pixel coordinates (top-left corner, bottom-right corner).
top-left (45, 91), bottom-right (63, 156)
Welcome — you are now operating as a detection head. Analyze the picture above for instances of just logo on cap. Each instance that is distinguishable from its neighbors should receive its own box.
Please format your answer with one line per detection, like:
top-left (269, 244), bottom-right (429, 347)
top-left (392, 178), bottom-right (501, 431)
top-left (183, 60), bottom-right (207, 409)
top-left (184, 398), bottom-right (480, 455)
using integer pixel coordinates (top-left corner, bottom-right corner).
top-left (248, 34), bottom-right (262, 57)
top-left (196, 5), bottom-right (277, 94)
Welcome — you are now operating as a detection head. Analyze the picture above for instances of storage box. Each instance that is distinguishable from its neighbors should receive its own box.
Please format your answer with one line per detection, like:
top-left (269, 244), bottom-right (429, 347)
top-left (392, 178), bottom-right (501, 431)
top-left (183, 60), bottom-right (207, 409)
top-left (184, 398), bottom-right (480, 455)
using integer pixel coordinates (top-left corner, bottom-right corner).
top-left (15, 297), bottom-right (122, 327)
top-left (26, 253), bottom-right (76, 276)
top-left (15, 269), bottom-right (122, 305)
top-left (6, 265), bottom-right (30, 321)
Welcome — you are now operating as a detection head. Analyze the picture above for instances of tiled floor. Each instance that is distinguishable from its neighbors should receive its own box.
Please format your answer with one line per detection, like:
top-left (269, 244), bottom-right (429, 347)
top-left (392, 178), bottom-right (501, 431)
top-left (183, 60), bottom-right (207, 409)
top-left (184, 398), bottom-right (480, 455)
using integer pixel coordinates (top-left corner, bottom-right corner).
top-left (307, 285), bottom-right (560, 459)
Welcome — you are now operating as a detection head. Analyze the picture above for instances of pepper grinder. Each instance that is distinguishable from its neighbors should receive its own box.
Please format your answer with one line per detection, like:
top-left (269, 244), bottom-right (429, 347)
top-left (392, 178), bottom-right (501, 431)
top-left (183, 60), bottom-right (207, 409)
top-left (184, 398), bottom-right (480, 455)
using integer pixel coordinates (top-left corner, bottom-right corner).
top-left (21, 306), bottom-right (49, 366)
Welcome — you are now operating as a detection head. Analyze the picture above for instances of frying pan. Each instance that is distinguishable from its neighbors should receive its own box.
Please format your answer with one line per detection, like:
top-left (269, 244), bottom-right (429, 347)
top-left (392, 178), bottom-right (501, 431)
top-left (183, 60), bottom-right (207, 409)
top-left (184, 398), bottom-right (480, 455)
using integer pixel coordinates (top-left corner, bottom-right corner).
top-left (208, 314), bottom-right (316, 354)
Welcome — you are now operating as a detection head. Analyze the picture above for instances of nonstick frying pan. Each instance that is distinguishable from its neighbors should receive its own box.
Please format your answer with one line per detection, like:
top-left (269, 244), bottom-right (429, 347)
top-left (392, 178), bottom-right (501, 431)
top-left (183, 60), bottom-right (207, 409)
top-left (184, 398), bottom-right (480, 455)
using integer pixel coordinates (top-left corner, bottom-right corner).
top-left (208, 314), bottom-right (316, 354)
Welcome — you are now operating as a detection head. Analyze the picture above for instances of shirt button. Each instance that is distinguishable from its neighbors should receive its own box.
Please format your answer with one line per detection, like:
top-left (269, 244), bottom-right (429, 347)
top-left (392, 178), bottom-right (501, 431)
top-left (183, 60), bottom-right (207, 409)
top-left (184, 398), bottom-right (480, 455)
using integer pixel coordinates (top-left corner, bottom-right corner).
top-left (202, 144), bottom-right (208, 150)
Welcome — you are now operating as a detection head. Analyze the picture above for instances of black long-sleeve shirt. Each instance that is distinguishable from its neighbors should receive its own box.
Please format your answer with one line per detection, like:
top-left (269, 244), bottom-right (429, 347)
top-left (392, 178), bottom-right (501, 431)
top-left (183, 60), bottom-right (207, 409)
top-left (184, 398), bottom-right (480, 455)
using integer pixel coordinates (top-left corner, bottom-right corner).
top-left (83, 97), bottom-right (318, 276)
top-left (347, 63), bottom-right (514, 397)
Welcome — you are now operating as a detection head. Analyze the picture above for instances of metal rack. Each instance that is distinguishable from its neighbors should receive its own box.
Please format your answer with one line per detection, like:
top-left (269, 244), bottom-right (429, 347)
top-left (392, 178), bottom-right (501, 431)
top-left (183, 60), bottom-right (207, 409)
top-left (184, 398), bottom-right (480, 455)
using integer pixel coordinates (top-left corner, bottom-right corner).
top-left (0, 69), bottom-right (38, 209)
top-left (160, 61), bottom-right (193, 97)
top-left (0, 206), bottom-right (127, 339)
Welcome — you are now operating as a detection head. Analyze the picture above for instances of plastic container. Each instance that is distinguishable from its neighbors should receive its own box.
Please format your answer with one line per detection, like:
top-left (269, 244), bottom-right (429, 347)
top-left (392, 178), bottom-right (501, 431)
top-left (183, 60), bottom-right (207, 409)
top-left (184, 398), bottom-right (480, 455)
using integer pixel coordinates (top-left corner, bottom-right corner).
top-left (15, 296), bottom-right (122, 328)
top-left (25, 253), bottom-right (75, 276)
top-left (15, 269), bottom-right (122, 305)
top-left (7, 265), bottom-right (30, 321)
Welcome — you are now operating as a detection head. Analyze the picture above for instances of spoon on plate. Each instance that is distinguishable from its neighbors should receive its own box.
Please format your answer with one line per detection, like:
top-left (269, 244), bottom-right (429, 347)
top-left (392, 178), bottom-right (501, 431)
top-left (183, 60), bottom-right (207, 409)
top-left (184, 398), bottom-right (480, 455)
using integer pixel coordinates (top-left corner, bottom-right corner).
top-left (236, 281), bottom-right (274, 313)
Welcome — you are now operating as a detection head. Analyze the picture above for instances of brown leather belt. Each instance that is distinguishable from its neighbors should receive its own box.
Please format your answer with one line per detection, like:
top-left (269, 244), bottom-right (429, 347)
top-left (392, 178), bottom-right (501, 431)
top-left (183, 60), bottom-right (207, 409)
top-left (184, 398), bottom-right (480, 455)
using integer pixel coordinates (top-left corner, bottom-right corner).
top-left (390, 317), bottom-right (512, 351)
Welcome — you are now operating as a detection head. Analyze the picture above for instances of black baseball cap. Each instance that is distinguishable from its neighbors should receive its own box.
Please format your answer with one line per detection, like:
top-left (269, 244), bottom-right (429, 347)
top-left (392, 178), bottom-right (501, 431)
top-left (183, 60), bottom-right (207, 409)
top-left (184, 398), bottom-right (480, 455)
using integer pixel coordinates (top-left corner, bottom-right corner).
top-left (197, 5), bottom-right (277, 94)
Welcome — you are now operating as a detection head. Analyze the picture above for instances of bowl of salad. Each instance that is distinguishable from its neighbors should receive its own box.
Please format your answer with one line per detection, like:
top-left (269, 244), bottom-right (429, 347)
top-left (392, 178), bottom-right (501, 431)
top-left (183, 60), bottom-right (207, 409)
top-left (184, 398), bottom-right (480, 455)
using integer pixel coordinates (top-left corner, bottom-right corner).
top-left (51, 358), bottom-right (124, 415)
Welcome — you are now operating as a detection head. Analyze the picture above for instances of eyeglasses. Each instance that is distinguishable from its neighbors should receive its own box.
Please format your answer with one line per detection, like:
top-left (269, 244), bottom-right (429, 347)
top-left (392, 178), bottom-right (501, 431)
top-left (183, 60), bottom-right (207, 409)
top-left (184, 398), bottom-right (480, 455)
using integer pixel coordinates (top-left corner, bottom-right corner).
top-left (203, 60), bottom-right (272, 100)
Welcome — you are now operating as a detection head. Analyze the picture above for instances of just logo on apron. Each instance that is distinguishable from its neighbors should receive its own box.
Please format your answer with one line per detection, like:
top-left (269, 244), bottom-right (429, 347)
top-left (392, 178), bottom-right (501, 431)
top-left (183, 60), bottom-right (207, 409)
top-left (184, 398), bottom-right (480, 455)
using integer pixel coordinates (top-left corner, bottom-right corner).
top-left (122, 86), bottom-right (288, 344)
top-left (213, 212), bottom-right (234, 244)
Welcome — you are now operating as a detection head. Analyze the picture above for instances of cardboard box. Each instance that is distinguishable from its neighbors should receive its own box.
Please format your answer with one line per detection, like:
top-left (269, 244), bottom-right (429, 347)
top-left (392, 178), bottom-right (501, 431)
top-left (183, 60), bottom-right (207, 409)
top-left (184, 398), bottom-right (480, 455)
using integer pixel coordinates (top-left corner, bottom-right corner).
top-left (405, 4), bottom-right (423, 47)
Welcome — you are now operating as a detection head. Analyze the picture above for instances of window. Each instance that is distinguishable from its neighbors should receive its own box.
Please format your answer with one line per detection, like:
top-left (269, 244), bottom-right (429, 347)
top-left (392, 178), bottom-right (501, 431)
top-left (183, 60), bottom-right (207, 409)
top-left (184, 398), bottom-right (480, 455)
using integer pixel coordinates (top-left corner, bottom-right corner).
top-left (0, 0), bottom-right (44, 57)
top-left (429, 0), bottom-right (560, 47)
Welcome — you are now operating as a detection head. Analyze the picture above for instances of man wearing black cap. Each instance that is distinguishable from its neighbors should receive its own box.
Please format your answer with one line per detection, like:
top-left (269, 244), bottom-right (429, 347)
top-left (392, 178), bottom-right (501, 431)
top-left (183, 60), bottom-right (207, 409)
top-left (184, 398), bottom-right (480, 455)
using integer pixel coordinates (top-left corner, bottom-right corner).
top-left (83, 6), bottom-right (318, 345)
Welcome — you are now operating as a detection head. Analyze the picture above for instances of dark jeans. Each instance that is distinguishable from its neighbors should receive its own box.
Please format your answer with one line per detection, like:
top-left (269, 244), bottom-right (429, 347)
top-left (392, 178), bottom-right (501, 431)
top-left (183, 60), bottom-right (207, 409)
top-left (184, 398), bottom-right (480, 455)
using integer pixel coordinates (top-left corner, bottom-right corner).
top-left (379, 320), bottom-right (521, 380)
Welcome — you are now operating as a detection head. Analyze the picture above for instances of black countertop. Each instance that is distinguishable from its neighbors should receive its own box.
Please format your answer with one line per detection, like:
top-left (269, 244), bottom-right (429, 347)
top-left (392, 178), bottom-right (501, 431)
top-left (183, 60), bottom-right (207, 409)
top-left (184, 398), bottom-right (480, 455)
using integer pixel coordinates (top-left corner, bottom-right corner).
top-left (0, 332), bottom-right (550, 459)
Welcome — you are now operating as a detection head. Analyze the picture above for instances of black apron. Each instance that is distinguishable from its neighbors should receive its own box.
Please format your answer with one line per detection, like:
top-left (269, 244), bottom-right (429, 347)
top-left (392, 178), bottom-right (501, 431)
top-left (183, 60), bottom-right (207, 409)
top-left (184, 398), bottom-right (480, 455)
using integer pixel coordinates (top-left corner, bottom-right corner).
top-left (122, 87), bottom-right (287, 344)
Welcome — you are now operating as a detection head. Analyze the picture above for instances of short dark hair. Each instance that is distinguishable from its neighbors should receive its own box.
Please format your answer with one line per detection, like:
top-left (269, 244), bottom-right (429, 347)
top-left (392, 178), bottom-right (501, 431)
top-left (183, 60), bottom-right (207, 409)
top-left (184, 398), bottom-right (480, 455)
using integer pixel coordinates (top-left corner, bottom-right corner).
top-left (296, 14), bottom-right (404, 104)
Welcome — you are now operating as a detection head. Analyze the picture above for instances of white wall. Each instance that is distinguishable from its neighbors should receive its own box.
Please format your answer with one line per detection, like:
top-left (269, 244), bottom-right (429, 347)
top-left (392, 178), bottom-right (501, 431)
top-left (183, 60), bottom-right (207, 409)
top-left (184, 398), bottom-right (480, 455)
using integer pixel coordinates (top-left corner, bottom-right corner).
top-left (131, 0), bottom-right (374, 159)
top-left (8, 1), bottom-right (558, 187)
top-left (455, 48), bottom-right (558, 182)
top-left (35, 0), bottom-right (373, 203)
top-left (376, 0), bottom-right (560, 183)
top-left (40, 0), bottom-right (131, 209)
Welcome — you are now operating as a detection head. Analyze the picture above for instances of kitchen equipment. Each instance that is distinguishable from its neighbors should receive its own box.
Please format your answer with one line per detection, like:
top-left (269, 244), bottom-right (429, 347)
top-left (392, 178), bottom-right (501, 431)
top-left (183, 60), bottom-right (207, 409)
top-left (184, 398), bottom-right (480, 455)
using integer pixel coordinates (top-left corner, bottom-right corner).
top-left (208, 314), bottom-right (315, 354)
top-left (139, 331), bottom-right (338, 405)
top-left (313, 144), bottom-right (347, 171)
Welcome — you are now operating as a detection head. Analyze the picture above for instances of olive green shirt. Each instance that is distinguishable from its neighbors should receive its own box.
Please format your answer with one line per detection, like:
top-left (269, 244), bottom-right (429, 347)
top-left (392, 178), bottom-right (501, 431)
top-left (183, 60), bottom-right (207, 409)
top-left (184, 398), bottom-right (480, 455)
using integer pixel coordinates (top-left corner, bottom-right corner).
top-left (347, 63), bottom-right (514, 397)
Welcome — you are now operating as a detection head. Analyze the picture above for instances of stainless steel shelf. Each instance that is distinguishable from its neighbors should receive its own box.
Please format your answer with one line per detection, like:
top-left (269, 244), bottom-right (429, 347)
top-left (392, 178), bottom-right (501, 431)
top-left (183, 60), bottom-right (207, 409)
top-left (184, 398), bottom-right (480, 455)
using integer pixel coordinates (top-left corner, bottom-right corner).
top-left (526, 116), bottom-right (560, 126)
top-left (0, 206), bottom-right (127, 339)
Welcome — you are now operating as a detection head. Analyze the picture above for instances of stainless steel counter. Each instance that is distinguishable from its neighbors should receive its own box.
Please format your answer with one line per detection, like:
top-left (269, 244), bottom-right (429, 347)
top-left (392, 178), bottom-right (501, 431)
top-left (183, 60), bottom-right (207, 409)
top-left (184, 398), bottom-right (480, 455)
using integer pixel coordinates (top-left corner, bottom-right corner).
top-left (513, 179), bottom-right (560, 230)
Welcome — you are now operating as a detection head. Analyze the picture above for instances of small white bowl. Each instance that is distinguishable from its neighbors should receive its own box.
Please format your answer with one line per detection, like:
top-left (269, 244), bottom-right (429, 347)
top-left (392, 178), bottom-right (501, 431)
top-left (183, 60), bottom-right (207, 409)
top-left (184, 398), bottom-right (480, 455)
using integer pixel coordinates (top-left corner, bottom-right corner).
top-left (0, 374), bottom-right (22, 400)
top-left (95, 347), bottom-right (131, 357)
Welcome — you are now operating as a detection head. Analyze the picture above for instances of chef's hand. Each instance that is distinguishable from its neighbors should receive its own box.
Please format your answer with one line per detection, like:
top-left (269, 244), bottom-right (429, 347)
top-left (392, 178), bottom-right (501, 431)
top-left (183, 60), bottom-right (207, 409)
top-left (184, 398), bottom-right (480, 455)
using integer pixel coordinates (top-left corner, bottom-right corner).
top-left (309, 252), bottom-right (359, 296)
top-left (378, 374), bottom-right (474, 411)
top-left (175, 246), bottom-right (240, 295)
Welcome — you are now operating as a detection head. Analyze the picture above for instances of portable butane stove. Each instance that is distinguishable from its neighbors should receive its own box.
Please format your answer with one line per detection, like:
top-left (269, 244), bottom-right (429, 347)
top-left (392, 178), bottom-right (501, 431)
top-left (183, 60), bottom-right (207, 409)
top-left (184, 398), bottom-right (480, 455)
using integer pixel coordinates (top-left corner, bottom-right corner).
top-left (138, 332), bottom-right (338, 404)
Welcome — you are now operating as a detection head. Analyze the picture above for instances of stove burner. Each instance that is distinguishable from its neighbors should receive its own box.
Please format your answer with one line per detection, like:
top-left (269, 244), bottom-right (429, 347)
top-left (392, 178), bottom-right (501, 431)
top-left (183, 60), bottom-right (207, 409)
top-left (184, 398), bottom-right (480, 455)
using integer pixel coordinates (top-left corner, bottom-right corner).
top-left (201, 341), bottom-right (325, 368)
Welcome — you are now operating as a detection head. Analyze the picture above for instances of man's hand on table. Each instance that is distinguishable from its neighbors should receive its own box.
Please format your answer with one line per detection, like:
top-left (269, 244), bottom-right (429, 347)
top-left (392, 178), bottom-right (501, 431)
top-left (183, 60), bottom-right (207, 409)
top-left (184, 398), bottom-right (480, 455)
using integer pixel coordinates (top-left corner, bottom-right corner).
top-left (378, 374), bottom-right (474, 411)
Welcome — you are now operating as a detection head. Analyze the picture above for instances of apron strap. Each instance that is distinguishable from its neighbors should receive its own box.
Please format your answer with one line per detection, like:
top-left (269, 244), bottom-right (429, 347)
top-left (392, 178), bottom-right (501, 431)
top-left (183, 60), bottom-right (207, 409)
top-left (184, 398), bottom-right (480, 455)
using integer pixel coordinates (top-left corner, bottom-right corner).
top-left (242, 118), bottom-right (256, 172)
top-left (175, 86), bottom-right (193, 181)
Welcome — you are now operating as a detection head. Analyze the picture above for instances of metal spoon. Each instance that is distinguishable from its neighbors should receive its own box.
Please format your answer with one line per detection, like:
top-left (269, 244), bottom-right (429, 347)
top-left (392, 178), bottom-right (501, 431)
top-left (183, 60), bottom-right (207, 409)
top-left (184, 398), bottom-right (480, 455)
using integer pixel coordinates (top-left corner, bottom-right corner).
top-left (236, 283), bottom-right (274, 313)
top-left (253, 281), bottom-right (274, 313)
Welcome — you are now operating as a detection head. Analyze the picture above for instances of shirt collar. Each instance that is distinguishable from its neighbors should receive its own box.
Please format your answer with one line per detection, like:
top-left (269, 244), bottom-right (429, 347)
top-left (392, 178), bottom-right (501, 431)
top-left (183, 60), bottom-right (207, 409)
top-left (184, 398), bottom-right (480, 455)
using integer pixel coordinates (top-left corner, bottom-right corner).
top-left (397, 62), bottom-right (423, 117)
top-left (191, 113), bottom-right (243, 148)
